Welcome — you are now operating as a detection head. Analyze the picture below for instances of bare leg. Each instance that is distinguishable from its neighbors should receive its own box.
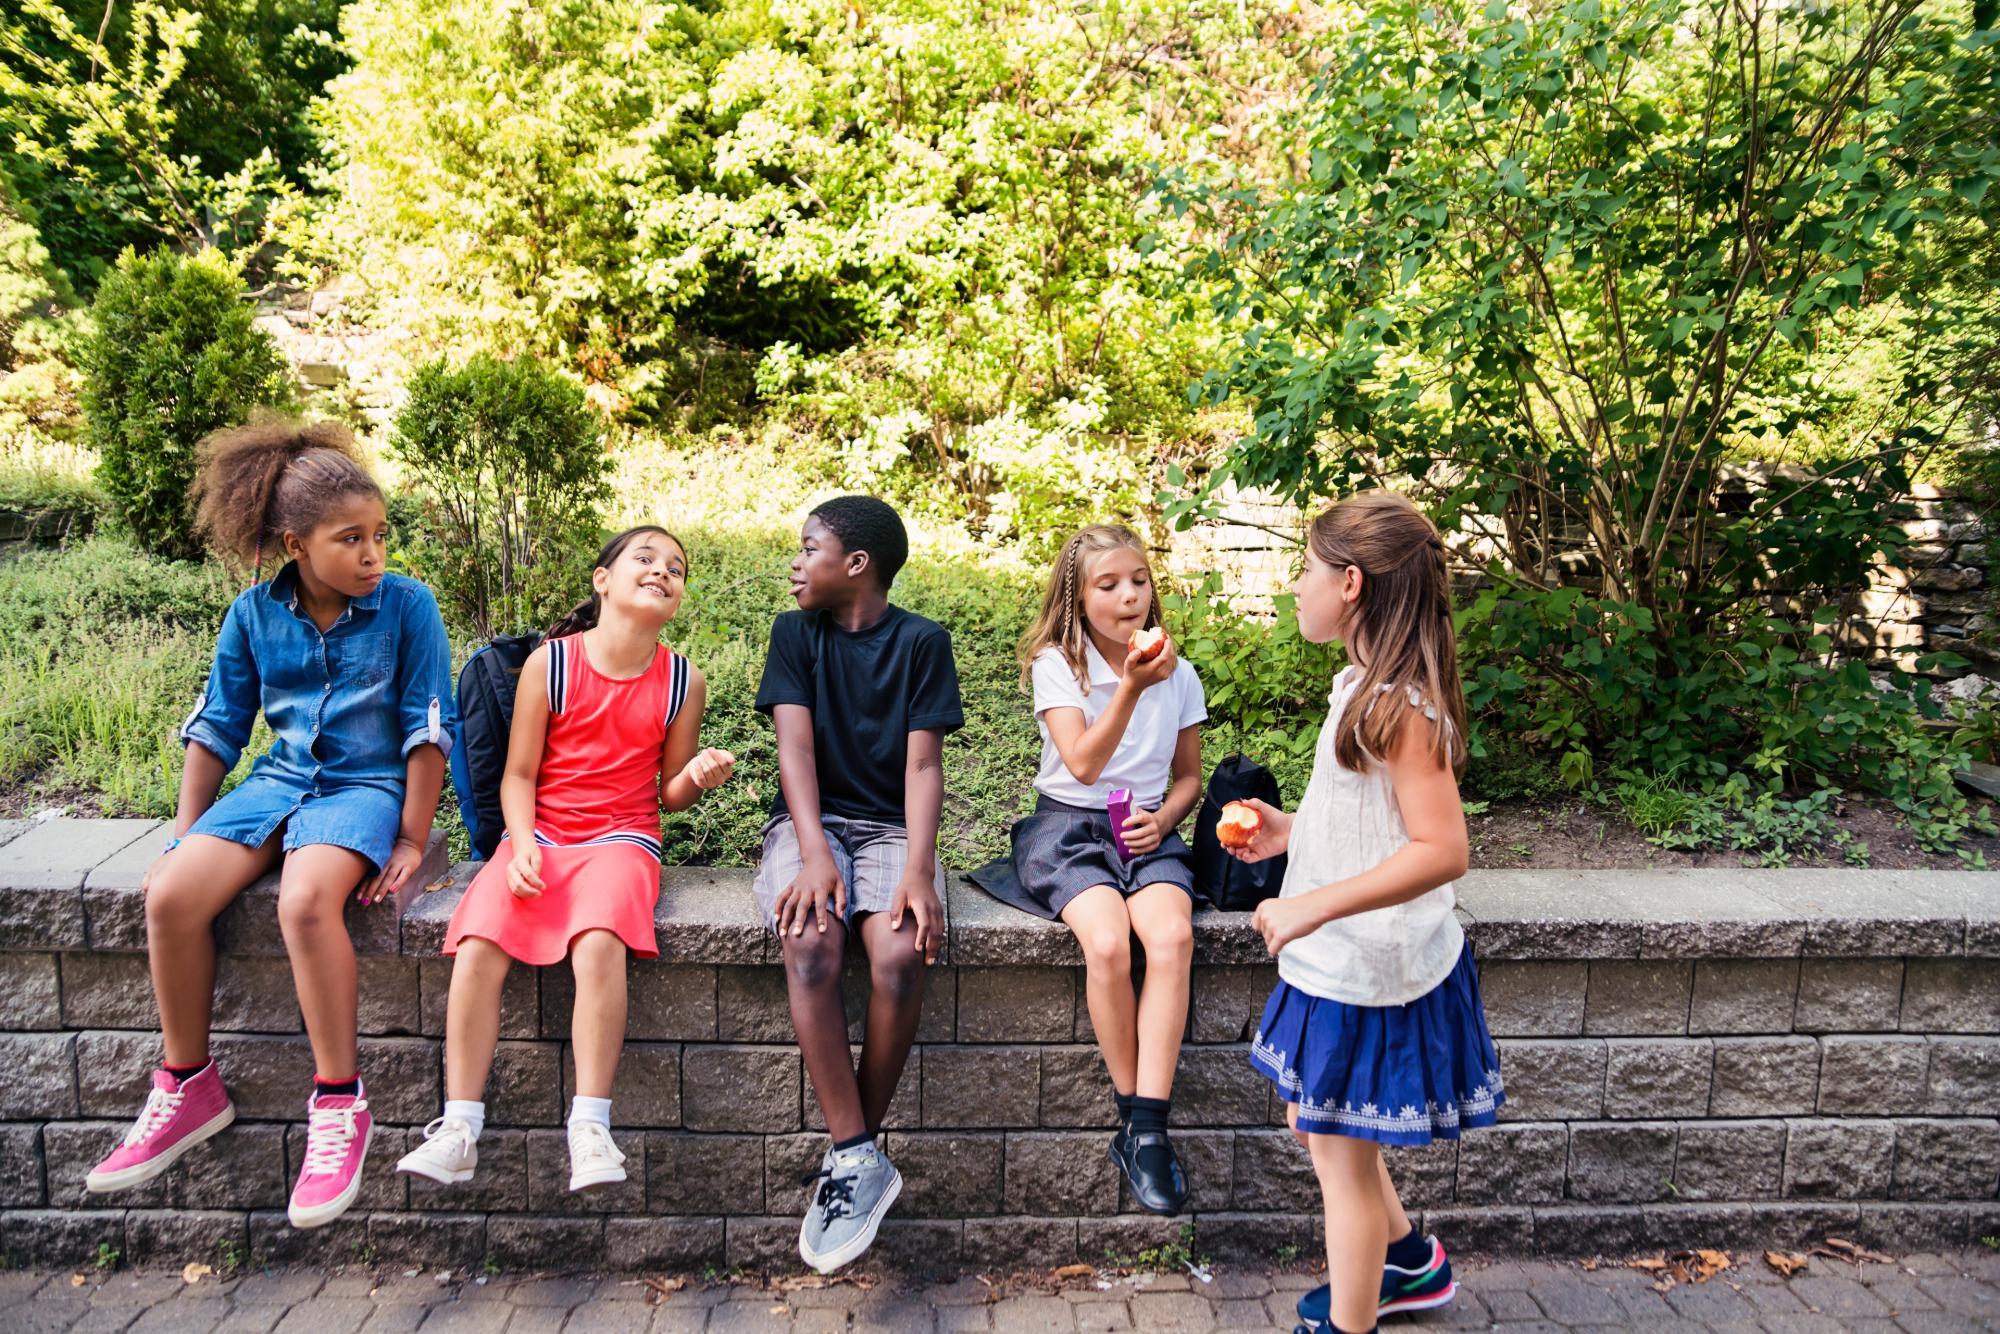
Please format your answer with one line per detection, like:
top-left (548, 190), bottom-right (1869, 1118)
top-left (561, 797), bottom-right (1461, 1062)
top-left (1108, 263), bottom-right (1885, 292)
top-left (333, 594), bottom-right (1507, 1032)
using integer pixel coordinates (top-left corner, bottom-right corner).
top-left (275, 844), bottom-right (370, 1081)
top-left (854, 911), bottom-right (927, 1132)
top-left (442, 938), bottom-right (513, 1103)
top-left (1058, 886), bottom-right (1137, 1094)
top-left (568, 930), bottom-right (628, 1100)
top-left (1379, 1154), bottom-right (1415, 1242)
top-left (1310, 1132), bottom-right (1391, 1333)
top-left (146, 833), bottom-right (281, 1067)
top-left (783, 927), bottom-right (864, 1142)
top-left (1126, 883), bottom-right (1194, 1102)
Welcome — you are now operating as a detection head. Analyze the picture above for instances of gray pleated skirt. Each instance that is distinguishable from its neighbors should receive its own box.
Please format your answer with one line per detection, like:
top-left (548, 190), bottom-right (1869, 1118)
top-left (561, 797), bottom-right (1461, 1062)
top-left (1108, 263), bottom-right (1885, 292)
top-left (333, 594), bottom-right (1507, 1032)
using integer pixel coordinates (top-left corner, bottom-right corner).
top-left (970, 794), bottom-right (1200, 921)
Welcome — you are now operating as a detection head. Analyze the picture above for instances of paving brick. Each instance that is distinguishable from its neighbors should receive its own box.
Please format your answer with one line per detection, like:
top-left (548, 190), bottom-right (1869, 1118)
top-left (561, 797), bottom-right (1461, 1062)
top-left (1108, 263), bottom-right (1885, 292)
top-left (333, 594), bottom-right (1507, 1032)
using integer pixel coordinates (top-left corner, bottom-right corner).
top-left (562, 1040), bottom-right (681, 1128)
top-left (602, 1216), bottom-right (724, 1270)
top-left (1900, 959), bottom-right (2000, 1034)
top-left (1672, 1119), bottom-right (1785, 1201)
top-left (0, 1122), bottom-right (44, 1206)
top-left (956, 967), bottom-right (1075, 1042)
top-left (921, 1045), bottom-right (1039, 1129)
top-left (1584, 960), bottom-right (1692, 1036)
top-left (645, 1131), bottom-right (765, 1215)
top-left (1688, 958), bottom-right (1799, 1035)
top-left (1386, 1137), bottom-right (1458, 1210)
top-left (0, 1206), bottom-right (123, 1266)
top-left (1602, 1038), bottom-right (1713, 1117)
top-left (1004, 1131), bottom-right (1118, 1216)
top-left (524, 1127), bottom-right (645, 1213)
top-left (1820, 1035), bottom-right (1931, 1114)
top-left (1927, 1037), bottom-right (2000, 1115)
top-left (1494, 1038), bottom-right (1605, 1122)
top-left (0, 817), bottom-right (160, 893)
top-left (486, 1040), bottom-right (562, 1127)
top-left (1230, 1127), bottom-right (1319, 1211)
top-left (1479, 961), bottom-right (1587, 1037)
top-left (354, 957), bottom-right (422, 1037)
top-left (1190, 965), bottom-right (1276, 1043)
top-left (1127, 1127), bottom-right (1232, 1214)
top-left (682, 1045), bottom-right (799, 1132)
top-left (1794, 958), bottom-right (1905, 1033)
top-left (486, 1215), bottom-right (605, 1270)
top-left (1783, 1118), bottom-right (1897, 1199)
top-left (856, 1130), bottom-right (994, 1223)
top-left (0, 952), bottom-right (60, 1029)
top-left (0, 1032), bottom-right (77, 1117)
top-left (1854, 1201), bottom-right (1972, 1252)
top-left (1566, 1121), bottom-right (1677, 1202)
top-left (1893, 1118), bottom-right (2000, 1200)
top-left (1039, 1045), bottom-right (1119, 1128)
top-left (1711, 1036), bottom-right (1820, 1115)
top-left (1456, 1122), bottom-right (1566, 1204)
top-left (1166, 1045), bottom-right (1267, 1128)
top-left (123, 1208), bottom-right (246, 1268)
top-left (714, 966), bottom-right (797, 1043)
top-left (405, 1129), bottom-right (528, 1214)
top-left (417, 957), bottom-right (538, 1039)
top-left (544, 963), bottom-right (717, 1042)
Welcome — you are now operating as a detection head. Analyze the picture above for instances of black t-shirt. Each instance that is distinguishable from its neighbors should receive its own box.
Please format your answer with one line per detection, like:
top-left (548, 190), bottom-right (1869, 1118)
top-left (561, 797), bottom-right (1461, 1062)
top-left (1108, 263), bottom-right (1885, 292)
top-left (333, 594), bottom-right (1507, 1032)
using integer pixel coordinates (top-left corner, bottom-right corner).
top-left (755, 605), bottom-right (965, 824)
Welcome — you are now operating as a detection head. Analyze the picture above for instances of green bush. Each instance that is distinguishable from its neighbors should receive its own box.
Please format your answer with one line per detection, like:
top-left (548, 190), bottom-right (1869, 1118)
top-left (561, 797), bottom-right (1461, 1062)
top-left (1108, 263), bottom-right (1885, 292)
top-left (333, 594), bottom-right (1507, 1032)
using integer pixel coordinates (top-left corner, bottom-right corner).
top-left (78, 247), bottom-right (294, 559)
top-left (388, 352), bottom-right (612, 639)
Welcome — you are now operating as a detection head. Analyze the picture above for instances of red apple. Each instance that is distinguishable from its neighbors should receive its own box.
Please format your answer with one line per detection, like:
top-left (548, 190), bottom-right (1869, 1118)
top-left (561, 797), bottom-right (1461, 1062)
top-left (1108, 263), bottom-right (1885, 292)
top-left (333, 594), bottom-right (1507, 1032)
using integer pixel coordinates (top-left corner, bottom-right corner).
top-left (1129, 626), bottom-right (1167, 661)
top-left (1216, 801), bottom-right (1261, 850)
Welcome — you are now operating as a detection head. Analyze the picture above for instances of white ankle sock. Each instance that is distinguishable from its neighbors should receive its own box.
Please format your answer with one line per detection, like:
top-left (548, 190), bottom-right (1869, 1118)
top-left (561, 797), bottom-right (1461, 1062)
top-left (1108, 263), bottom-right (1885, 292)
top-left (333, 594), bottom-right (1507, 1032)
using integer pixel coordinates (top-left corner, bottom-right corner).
top-left (444, 1100), bottom-right (485, 1141)
top-left (569, 1096), bottom-right (612, 1130)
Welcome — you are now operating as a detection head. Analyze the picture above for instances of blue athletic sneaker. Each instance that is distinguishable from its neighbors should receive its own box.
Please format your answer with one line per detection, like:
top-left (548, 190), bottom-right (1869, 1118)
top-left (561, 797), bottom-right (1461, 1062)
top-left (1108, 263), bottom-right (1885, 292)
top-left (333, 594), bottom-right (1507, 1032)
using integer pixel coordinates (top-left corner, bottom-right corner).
top-left (1296, 1234), bottom-right (1457, 1324)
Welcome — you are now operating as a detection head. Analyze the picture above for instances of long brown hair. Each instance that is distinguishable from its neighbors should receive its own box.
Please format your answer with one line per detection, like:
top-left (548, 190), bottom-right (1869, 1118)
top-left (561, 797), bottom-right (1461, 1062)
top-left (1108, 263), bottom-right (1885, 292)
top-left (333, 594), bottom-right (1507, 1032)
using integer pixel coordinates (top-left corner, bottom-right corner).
top-left (1313, 491), bottom-right (1467, 773)
top-left (1016, 524), bottom-right (1164, 689)
top-left (546, 526), bottom-right (687, 639)
top-left (191, 416), bottom-right (383, 575)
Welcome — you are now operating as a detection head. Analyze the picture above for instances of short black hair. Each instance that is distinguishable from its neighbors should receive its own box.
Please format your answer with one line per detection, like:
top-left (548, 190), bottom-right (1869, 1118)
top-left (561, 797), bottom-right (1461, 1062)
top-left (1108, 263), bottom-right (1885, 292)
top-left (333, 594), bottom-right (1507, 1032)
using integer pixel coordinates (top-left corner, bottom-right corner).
top-left (810, 495), bottom-right (909, 589)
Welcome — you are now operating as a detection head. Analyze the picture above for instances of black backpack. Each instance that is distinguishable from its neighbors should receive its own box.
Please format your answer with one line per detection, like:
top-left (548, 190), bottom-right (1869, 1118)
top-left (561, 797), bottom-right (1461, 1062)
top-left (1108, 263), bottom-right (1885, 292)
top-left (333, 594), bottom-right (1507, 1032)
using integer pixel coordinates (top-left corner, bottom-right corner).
top-left (448, 633), bottom-right (543, 860)
top-left (1192, 753), bottom-right (1289, 912)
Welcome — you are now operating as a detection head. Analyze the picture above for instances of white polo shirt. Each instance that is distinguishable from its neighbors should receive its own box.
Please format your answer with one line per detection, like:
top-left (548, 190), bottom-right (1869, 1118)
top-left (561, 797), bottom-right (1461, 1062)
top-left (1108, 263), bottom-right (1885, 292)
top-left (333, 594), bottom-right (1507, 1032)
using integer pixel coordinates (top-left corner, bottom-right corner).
top-left (1030, 642), bottom-right (1207, 809)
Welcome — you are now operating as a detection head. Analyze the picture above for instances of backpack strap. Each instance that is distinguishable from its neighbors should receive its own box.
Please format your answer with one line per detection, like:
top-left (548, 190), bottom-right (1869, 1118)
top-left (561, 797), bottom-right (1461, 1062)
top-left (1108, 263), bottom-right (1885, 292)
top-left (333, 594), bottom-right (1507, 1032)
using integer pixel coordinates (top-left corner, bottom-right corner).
top-left (663, 650), bottom-right (690, 729)
top-left (546, 636), bottom-right (570, 715)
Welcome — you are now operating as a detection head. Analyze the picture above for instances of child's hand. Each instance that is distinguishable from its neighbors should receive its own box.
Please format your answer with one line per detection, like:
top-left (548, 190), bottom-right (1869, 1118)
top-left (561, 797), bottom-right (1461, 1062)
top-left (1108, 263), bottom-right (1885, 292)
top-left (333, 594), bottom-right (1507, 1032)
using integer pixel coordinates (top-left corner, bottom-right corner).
top-left (1122, 635), bottom-right (1178, 690)
top-left (684, 747), bottom-right (736, 791)
top-left (507, 844), bottom-right (545, 899)
top-left (1252, 893), bottom-right (1317, 956)
top-left (889, 871), bottom-right (943, 964)
top-left (776, 856), bottom-right (846, 936)
top-left (1119, 806), bottom-right (1166, 856)
top-left (1225, 798), bottom-right (1293, 863)
top-left (360, 836), bottom-right (426, 906)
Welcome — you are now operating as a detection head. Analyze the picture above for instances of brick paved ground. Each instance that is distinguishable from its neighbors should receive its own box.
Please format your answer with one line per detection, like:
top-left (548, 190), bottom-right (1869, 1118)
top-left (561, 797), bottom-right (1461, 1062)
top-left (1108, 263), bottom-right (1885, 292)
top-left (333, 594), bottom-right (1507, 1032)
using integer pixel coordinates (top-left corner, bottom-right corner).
top-left (3, 1248), bottom-right (1996, 1332)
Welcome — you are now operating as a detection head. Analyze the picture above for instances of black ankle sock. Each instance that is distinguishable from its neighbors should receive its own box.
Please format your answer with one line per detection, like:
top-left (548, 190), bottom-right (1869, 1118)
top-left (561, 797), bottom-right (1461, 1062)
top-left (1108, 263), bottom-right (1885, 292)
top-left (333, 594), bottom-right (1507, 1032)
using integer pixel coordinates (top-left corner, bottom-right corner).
top-left (832, 1131), bottom-right (873, 1153)
top-left (313, 1075), bottom-right (360, 1099)
top-left (163, 1060), bottom-right (208, 1083)
top-left (1113, 1091), bottom-right (1135, 1123)
top-left (1386, 1226), bottom-right (1429, 1269)
top-left (1128, 1095), bottom-right (1170, 1135)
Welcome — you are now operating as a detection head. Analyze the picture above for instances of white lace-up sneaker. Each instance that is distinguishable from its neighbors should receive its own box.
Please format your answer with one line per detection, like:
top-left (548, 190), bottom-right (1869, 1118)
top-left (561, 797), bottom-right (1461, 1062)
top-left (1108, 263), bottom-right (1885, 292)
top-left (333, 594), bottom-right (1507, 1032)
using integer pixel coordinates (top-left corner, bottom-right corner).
top-left (395, 1117), bottom-right (479, 1185)
top-left (567, 1120), bottom-right (627, 1192)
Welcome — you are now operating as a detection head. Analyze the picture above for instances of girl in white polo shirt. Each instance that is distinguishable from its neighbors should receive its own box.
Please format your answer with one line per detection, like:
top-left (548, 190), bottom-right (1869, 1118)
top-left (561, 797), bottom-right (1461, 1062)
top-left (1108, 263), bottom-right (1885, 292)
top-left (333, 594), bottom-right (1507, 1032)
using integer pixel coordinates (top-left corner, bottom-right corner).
top-left (985, 523), bottom-right (1206, 1216)
top-left (1228, 491), bottom-right (1502, 1334)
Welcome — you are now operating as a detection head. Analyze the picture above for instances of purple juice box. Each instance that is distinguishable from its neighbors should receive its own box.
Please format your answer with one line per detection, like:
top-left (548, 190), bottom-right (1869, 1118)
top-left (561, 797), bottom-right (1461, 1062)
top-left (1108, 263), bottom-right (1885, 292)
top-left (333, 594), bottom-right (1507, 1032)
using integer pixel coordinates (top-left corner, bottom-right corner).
top-left (1106, 788), bottom-right (1136, 862)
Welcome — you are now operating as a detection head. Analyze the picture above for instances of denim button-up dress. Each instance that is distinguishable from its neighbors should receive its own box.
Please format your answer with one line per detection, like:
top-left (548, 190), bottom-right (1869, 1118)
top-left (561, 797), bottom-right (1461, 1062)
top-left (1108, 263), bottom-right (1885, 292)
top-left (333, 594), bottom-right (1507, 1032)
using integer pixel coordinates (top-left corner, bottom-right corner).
top-left (179, 563), bottom-right (456, 872)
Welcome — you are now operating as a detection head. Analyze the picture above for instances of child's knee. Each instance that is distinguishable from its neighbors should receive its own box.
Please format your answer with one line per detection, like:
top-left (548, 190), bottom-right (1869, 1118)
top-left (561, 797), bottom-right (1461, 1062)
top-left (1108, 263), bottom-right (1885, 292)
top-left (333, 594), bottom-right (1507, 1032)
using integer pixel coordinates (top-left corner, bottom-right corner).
top-left (1136, 911), bottom-right (1193, 962)
top-left (783, 931), bottom-right (843, 990)
top-left (1077, 925), bottom-right (1131, 975)
top-left (275, 876), bottom-right (344, 935)
top-left (869, 946), bottom-right (926, 1006)
top-left (144, 867), bottom-right (213, 934)
top-left (570, 930), bottom-right (626, 978)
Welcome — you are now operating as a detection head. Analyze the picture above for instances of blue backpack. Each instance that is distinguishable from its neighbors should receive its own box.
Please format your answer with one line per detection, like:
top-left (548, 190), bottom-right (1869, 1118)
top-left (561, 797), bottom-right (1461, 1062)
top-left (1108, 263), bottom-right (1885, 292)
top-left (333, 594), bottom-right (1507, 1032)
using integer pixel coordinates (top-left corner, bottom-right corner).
top-left (448, 633), bottom-right (543, 860)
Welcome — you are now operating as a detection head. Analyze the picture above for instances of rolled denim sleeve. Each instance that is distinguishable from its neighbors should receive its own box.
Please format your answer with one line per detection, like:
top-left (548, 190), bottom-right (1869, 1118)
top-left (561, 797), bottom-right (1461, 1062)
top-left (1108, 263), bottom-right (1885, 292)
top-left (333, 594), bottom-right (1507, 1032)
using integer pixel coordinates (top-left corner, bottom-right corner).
top-left (180, 599), bottom-right (259, 772)
top-left (396, 581), bottom-right (456, 761)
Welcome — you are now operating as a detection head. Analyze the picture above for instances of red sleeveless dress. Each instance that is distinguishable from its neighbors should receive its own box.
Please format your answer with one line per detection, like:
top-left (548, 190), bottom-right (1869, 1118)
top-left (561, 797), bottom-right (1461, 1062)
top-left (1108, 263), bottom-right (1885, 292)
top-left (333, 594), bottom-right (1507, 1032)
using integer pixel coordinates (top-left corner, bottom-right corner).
top-left (445, 634), bottom-right (692, 964)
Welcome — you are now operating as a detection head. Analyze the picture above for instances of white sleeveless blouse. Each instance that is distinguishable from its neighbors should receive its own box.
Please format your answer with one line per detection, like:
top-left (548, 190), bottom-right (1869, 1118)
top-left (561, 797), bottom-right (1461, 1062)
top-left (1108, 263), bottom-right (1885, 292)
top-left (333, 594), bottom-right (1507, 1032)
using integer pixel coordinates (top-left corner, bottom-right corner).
top-left (1274, 667), bottom-right (1466, 1007)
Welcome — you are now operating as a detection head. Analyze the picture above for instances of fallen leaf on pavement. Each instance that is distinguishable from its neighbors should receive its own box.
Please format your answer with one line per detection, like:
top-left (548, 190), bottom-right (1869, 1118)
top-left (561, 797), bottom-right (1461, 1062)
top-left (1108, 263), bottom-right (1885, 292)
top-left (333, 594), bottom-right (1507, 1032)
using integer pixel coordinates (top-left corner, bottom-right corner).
top-left (69, 1274), bottom-right (85, 1289)
top-left (1579, 1257), bottom-right (1600, 1272)
top-left (1629, 1256), bottom-right (1669, 1272)
top-left (1820, 1237), bottom-right (1894, 1265)
top-left (181, 1263), bottom-right (212, 1285)
top-left (1051, 1263), bottom-right (1094, 1280)
top-left (1765, 1251), bottom-right (1809, 1277)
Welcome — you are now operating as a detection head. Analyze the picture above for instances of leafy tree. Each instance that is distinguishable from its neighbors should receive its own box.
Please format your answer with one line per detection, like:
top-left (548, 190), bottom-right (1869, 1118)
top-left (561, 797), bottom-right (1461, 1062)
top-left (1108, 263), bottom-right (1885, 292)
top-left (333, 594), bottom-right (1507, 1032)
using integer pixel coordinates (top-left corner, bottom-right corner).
top-left (79, 247), bottom-right (296, 559)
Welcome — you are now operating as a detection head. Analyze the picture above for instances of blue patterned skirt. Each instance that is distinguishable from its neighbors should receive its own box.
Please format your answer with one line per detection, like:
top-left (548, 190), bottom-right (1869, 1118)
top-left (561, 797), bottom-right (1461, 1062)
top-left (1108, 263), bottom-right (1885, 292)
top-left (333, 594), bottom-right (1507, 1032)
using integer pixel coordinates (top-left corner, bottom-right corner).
top-left (1249, 943), bottom-right (1504, 1146)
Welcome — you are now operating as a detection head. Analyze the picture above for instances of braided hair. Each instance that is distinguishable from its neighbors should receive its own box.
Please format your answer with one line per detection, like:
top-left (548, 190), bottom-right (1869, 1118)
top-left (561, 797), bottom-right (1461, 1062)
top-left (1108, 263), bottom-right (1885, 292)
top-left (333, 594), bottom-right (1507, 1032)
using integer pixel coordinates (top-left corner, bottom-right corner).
top-left (546, 526), bottom-right (688, 639)
top-left (1015, 524), bottom-right (1164, 689)
top-left (191, 417), bottom-right (383, 576)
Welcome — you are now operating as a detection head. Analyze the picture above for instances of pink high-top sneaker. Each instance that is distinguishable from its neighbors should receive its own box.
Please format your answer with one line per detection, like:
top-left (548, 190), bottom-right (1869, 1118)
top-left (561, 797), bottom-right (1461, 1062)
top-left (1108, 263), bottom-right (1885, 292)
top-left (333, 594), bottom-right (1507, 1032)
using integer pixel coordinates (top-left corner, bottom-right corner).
top-left (86, 1065), bottom-right (235, 1193)
top-left (287, 1087), bottom-right (374, 1229)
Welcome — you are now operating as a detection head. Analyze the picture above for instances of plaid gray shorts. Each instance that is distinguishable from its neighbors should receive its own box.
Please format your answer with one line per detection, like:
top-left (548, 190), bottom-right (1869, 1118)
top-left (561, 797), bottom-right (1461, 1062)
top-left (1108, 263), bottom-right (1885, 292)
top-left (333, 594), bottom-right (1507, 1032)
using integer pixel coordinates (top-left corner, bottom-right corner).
top-left (750, 814), bottom-right (948, 935)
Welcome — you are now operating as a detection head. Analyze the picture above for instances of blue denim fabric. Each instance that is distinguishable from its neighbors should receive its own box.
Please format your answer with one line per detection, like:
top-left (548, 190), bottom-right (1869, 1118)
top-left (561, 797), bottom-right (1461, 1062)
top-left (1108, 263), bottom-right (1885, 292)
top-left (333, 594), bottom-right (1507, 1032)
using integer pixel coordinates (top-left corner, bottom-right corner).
top-left (178, 564), bottom-right (456, 871)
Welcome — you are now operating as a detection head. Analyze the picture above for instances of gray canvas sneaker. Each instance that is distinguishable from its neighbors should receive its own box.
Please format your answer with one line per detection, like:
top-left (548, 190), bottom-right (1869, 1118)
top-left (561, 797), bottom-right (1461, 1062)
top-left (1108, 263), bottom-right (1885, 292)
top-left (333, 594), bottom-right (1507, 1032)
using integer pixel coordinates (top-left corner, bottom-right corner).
top-left (797, 1140), bottom-right (903, 1274)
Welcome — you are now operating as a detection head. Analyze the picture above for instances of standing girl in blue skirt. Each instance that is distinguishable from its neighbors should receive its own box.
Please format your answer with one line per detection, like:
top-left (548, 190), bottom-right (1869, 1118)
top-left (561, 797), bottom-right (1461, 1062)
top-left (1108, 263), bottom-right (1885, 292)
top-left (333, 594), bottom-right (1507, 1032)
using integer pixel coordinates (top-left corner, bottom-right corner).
top-left (1227, 491), bottom-right (1502, 1334)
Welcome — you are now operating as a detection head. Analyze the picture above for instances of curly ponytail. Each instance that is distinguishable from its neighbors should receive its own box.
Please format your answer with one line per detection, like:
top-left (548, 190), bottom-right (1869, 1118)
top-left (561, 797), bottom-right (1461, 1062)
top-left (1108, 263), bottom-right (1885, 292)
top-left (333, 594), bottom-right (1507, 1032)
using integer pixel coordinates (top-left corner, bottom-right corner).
top-left (545, 525), bottom-right (687, 639)
top-left (191, 416), bottom-right (382, 575)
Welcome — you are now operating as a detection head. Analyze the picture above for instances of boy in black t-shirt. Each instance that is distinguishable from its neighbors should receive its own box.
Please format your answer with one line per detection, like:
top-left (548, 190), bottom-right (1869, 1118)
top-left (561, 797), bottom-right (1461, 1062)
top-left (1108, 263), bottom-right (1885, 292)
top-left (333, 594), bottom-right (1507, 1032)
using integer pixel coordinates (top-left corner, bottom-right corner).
top-left (752, 495), bottom-right (963, 1274)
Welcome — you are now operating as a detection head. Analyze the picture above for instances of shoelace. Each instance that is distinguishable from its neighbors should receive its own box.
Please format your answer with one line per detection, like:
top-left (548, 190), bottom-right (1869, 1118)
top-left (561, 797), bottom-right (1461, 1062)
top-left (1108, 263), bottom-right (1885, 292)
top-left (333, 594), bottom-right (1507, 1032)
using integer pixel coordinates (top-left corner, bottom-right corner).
top-left (802, 1165), bottom-right (860, 1221)
top-left (124, 1085), bottom-right (184, 1146)
top-left (301, 1101), bottom-right (366, 1176)
top-left (569, 1122), bottom-right (623, 1165)
top-left (420, 1117), bottom-right (473, 1157)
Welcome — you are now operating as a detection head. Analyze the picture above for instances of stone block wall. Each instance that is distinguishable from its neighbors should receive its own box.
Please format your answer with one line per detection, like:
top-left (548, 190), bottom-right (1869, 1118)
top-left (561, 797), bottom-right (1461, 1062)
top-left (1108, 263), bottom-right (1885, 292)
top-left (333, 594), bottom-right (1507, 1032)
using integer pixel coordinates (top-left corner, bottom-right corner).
top-left (1, 822), bottom-right (1997, 1275)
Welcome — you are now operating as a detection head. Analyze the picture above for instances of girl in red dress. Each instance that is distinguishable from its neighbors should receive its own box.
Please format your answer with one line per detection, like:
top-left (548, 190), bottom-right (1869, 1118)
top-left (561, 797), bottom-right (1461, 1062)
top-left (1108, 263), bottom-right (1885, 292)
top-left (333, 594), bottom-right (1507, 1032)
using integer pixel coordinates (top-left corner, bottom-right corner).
top-left (399, 526), bottom-right (734, 1192)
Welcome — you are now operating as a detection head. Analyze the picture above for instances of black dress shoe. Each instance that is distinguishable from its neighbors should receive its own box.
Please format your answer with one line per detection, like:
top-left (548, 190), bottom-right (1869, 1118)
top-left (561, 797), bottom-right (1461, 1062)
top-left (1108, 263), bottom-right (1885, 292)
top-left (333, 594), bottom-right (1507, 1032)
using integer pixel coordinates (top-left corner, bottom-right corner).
top-left (1108, 1124), bottom-right (1188, 1216)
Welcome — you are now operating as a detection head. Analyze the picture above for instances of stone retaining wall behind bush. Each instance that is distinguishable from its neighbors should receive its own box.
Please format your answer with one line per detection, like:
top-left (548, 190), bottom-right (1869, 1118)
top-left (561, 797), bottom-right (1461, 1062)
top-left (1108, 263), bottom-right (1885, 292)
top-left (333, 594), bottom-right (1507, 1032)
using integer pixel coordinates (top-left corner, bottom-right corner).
top-left (1, 819), bottom-right (1996, 1275)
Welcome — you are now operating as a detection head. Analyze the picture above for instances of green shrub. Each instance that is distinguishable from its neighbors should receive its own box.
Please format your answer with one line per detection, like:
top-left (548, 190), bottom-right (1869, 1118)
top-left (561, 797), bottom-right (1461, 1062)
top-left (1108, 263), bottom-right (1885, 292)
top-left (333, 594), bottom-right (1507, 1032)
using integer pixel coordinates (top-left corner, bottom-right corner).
top-left (78, 247), bottom-right (294, 559)
top-left (389, 352), bottom-right (612, 639)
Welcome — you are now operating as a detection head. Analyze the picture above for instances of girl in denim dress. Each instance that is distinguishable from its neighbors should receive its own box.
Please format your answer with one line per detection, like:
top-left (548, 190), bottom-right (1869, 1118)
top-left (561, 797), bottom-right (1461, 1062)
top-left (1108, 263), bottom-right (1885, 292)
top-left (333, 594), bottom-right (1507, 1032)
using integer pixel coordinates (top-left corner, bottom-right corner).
top-left (86, 419), bottom-right (455, 1232)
